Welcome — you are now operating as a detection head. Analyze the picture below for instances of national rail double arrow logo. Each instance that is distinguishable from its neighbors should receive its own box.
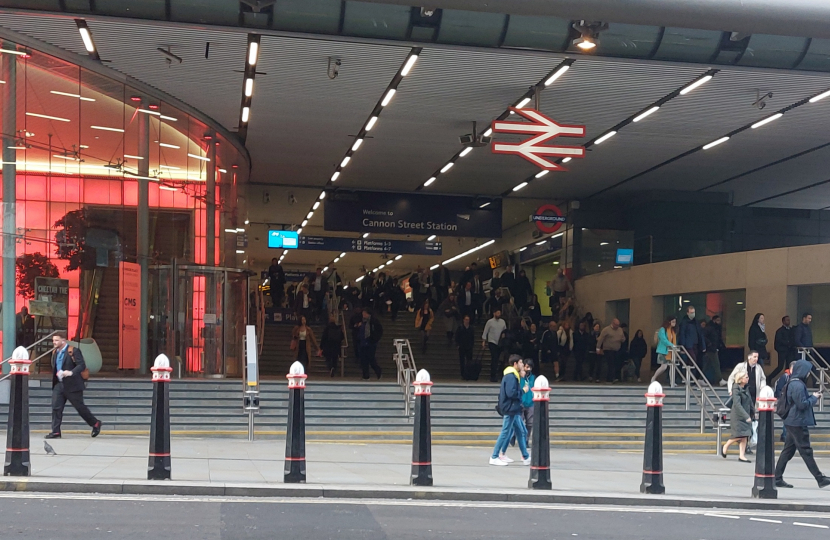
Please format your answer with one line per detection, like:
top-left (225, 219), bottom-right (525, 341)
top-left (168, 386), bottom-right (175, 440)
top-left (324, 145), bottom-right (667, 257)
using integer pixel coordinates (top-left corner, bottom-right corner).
top-left (491, 108), bottom-right (585, 170)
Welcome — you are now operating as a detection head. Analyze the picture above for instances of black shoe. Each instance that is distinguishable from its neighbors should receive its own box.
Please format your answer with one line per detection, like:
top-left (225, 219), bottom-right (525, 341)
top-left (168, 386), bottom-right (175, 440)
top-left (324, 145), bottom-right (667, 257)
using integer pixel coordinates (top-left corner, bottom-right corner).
top-left (91, 421), bottom-right (102, 438)
top-left (819, 477), bottom-right (830, 489)
top-left (44, 432), bottom-right (61, 439)
top-left (330, 368), bottom-right (335, 378)
top-left (775, 479), bottom-right (793, 488)
top-left (376, 371), bottom-right (382, 380)
top-left (738, 458), bottom-right (751, 463)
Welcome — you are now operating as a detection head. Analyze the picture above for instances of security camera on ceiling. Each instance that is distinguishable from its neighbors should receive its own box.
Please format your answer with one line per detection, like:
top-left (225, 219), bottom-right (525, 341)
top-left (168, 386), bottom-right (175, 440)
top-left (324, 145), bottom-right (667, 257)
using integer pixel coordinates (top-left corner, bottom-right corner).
top-left (459, 121), bottom-right (492, 148)
top-left (157, 46), bottom-right (182, 65)
top-left (753, 91), bottom-right (773, 110)
top-left (328, 57), bottom-right (341, 80)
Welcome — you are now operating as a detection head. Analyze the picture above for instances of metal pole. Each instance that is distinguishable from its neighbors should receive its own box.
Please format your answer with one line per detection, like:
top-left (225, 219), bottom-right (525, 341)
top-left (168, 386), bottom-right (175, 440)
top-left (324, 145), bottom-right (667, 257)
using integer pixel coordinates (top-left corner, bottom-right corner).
top-left (137, 100), bottom-right (150, 374)
top-left (685, 365), bottom-right (691, 410)
top-left (2, 47), bottom-right (16, 373)
top-left (700, 405), bottom-right (705, 434)
top-left (248, 409), bottom-right (255, 442)
top-left (205, 134), bottom-right (216, 266)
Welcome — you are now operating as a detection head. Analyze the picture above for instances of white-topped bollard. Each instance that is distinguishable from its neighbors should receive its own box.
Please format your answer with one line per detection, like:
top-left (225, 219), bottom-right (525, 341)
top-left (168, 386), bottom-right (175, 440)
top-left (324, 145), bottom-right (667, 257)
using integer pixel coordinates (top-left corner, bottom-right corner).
top-left (148, 354), bottom-right (172, 480)
top-left (640, 381), bottom-right (665, 494)
top-left (4, 346), bottom-right (31, 476)
top-left (285, 361), bottom-right (307, 483)
top-left (411, 369), bottom-right (433, 486)
top-left (528, 375), bottom-right (552, 490)
top-left (752, 385), bottom-right (777, 499)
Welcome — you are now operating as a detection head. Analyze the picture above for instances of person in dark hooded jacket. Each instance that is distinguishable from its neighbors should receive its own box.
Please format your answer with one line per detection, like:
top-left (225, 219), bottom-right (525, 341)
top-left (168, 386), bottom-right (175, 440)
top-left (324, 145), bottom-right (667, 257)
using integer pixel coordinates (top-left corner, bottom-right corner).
top-left (774, 358), bottom-right (830, 489)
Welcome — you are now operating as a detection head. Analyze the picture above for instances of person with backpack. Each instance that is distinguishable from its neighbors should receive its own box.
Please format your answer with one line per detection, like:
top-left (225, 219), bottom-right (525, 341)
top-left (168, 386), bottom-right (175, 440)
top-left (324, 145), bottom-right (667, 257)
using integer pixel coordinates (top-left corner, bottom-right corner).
top-left (508, 358), bottom-right (536, 448)
top-left (45, 331), bottom-right (102, 439)
top-left (489, 355), bottom-right (530, 466)
top-left (774, 362), bottom-right (796, 443)
top-left (774, 358), bottom-right (830, 489)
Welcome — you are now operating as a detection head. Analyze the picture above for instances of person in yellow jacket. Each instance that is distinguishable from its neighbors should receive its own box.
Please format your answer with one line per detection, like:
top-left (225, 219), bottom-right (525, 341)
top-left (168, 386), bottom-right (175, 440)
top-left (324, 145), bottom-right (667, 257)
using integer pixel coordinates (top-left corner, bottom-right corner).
top-left (415, 300), bottom-right (434, 354)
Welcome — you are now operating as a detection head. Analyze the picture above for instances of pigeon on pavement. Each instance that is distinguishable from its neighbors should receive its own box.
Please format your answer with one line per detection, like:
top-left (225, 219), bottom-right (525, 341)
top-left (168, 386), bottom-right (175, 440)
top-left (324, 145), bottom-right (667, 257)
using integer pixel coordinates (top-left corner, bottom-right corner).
top-left (44, 441), bottom-right (56, 456)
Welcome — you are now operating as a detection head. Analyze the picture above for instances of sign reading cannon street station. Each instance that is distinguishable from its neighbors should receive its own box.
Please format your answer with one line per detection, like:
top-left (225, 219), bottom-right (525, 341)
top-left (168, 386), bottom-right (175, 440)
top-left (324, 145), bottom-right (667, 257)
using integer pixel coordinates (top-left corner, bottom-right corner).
top-left (323, 190), bottom-right (502, 238)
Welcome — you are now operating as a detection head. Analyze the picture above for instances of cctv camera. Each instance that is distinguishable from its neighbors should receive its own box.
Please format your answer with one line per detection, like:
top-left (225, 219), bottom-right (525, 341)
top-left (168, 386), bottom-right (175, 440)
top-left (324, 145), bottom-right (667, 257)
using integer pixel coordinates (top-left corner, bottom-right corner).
top-left (288, 193), bottom-right (296, 205)
top-left (753, 91), bottom-right (773, 110)
top-left (459, 134), bottom-right (474, 145)
top-left (328, 57), bottom-right (341, 80)
top-left (262, 191), bottom-right (270, 204)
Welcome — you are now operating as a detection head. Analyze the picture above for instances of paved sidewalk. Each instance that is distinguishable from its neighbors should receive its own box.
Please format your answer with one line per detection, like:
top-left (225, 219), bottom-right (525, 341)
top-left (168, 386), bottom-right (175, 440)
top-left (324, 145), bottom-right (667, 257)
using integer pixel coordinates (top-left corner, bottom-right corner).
top-left (9, 434), bottom-right (830, 510)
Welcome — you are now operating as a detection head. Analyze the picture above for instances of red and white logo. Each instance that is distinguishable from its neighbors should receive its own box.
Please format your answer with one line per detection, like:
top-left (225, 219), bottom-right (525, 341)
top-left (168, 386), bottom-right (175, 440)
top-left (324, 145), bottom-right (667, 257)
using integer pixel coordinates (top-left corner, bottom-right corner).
top-left (491, 108), bottom-right (585, 170)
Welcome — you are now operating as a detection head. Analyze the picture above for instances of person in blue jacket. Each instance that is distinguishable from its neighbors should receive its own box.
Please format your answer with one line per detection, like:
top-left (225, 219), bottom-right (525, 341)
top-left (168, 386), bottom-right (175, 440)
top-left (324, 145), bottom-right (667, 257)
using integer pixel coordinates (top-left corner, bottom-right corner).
top-left (489, 355), bottom-right (530, 466)
top-left (508, 358), bottom-right (537, 448)
top-left (677, 305), bottom-right (706, 362)
top-left (774, 358), bottom-right (830, 488)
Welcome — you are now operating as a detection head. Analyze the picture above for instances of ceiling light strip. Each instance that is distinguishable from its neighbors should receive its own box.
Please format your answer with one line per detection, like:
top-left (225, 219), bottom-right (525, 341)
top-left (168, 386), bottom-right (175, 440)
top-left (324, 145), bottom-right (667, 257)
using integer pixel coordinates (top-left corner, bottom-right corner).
top-left (75, 19), bottom-right (100, 61)
top-left (237, 33), bottom-right (261, 142)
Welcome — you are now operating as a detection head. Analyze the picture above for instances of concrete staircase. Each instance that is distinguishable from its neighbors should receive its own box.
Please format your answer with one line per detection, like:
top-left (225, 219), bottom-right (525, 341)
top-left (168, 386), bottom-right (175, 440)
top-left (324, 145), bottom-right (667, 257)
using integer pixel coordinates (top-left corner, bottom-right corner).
top-left (6, 378), bottom-right (830, 452)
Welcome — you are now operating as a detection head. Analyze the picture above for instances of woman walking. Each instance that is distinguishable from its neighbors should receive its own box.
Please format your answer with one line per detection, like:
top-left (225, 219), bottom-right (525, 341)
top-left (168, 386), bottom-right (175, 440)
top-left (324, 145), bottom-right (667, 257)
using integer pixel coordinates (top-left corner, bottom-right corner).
top-left (414, 299), bottom-right (434, 353)
top-left (629, 329), bottom-right (648, 383)
top-left (587, 322), bottom-right (600, 382)
top-left (722, 368), bottom-right (753, 462)
top-left (651, 316), bottom-right (677, 383)
top-left (291, 315), bottom-right (319, 370)
top-left (748, 313), bottom-right (770, 365)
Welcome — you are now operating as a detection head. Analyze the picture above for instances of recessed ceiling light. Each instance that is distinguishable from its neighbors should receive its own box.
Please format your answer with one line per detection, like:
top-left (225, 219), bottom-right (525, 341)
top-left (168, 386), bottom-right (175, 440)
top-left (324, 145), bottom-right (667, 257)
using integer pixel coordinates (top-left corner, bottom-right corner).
top-left (515, 97), bottom-right (531, 109)
top-left (544, 64), bottom-right (570, 86)
top-left (26, 112), bottom-right (70, 122)
top-left (188, 153), bottom-right (210, 162)
top-left (536, 240), bottom-right (546, 245)
top-left (159, 143), bottom-right (180, 149)
top-left (218, 168), bottom-right (227, 173)
top-left (482, 128), bottom-right (493, 137)
top-left (248, 41), bottom-right (259, 66)
top-left (241, 106), bottom-right (250, 123)
top-left (306, 212), bottom-right (313, 220)
top-left (319, 192), bottom-right (326, 200)
top-left (77, 22), bottom-right (96, 53)
top-left (440, 162), bottom-right (454, 173)
top-left (424, 177), bottom-right (436, 187)
top-left (751, 113), bottom-right (783, 129)
top-left (381, 88), bottom-right (396, 107)
top-left (51, 90), bottom-right (95, 102)
top-left (395, 254), bottom-right (403, 260)
top-left (512, 182), bottom-right (528, 192)
top-left (244, 78), bottom-right (254, 97)
top-left (352, 139), bottom-right (363, 151)
top-left (91, 125), bottom-right (124, 132)
top-left (520, 247), bottom-right (527, 251)
top-left (313, 202), bottom-right (320, 210)
top-left (702, 136), bottom-right (729, 150)
top-left (479, 202), bottom-right (490, 208)
top-left (331, 171), bottom-right (340, 181)
top-left (679, 74), bottom-right (713, 96)
top-left (427, 235), bottom-right (436, 241)
top-left (535, 170), bottom-right (549, 178)
top-left (363, 233), bottom-right (370, 238)
top-left (562, 157), bottom-right (572, 163)
top-left (632, 106), bottom-right (659, 123)
top-left (366, 116), bottom-right (378, 131)
top-left (594, 131), bottom-right (616, 144)
top-left (341, 156), bottom-right (351, 167)
top-left (459, 147), bottom-right (473, 157)
top-left (401, 54), bottom-right (419, 76)
top-left (301, 220), bottom-right (308, 227)
top-left (124, 154), bottom-right (143, 160)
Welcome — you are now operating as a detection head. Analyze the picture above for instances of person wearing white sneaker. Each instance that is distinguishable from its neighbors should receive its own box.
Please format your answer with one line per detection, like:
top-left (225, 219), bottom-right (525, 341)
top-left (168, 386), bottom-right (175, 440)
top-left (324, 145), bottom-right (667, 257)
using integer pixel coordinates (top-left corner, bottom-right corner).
top-left (489, 355), bottom-right (530, 466)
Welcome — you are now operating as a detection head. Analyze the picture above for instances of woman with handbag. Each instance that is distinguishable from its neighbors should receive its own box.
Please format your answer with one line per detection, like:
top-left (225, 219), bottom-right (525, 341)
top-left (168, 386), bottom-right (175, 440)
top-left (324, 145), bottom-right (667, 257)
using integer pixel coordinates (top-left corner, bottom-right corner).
top-left (722, 368), bottom-right (753, 462)
top-left (650, 316), bottom-right (677, 383)
top-left (291, 315), bottom-right (319, 370)
top-left (748, 313), bottom-right (769, 365)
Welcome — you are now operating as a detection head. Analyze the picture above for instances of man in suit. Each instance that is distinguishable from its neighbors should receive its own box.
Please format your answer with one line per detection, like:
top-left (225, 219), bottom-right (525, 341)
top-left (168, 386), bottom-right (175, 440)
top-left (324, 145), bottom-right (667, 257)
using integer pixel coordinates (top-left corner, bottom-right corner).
top-left (46, 330), bottom-right (102, 439)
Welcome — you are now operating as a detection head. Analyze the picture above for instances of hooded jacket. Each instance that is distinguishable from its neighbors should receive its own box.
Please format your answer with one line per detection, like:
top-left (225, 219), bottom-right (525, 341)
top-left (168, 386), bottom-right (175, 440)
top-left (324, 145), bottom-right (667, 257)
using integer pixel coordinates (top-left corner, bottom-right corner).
top-left (498, 366), bottom-right (522, 416)
top-left (784, 359), bottom-right (818, 427)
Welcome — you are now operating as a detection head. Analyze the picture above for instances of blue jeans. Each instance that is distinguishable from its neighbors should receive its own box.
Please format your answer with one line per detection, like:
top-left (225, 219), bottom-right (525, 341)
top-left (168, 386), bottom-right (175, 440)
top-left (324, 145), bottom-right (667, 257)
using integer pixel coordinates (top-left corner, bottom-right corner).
top-left (491, 414), bottom-right (528, 459)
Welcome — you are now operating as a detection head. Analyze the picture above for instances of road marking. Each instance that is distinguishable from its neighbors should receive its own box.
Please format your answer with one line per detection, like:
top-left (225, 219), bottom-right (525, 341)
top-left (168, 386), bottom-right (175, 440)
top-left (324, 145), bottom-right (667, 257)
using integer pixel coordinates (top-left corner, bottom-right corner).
top-left (749, 518), bottom-right (781, 524)
top-left (704, 513), bottom-right (739, 519)
top-left (794, 522), bottom-right (829, 529)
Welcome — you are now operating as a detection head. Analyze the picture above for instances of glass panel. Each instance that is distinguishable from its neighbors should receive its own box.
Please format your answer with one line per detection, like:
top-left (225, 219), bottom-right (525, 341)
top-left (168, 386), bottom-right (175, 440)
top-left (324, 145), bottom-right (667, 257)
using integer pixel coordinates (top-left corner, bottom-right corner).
top-left (0, 0), bottom-right (59, 9)
top-left (64, 0), bottom-right (91, 11)
top-left (437, 10), bottom-right (506, 47)
top-left (797, 38), bottom-right (830, 72)
top-left (739, 34), bottom-right (810, 69)
top-left (169, 0), bottom-right (239, 26)
top-left (273, 0), bottom-right (342, 34)
top-left (343, 2), bottom-right (410, 40)
top-left (410, 26), bottom-right (436, 42)
top-left (502, 15), bottom-right (570, 51)
top-left (578, 229), bottom-right (635, 277)
top-left (653, 27), bottom-right (722, 63)
top-left (606, 299), bottom-right (630, 326)
top-left (97, 0), bottom-right (167, 19)
top-left (592, 23), bottom-right (662, 58)
top-left (661, 290), bottom-right (746, 347)
top-left (798, 285), bottom-right (830, 344)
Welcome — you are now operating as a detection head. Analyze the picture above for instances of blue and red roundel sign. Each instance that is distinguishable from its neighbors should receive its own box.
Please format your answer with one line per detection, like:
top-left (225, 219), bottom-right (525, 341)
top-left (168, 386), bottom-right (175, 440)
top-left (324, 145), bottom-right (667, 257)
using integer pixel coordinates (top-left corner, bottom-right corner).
top-left (531, 204), bottom-right (566, 234)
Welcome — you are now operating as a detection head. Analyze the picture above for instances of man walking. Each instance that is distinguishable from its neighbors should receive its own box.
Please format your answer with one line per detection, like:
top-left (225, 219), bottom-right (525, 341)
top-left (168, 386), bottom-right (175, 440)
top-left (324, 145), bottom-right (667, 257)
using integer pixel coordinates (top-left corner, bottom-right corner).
top-left (455, 314), bottom-right (475, 379)
top-left (358, 308), bottom-right (383, 380)
top-left (677, 305), bottom-right (706, 363)
top-left (489, 355), bottom-right (530, 466)
top-left (794, 312), bottom-right (813, 349)
top-left (702, 315), bottom-right (726, 386)
top-left (540, 320), bottom-right (560, 381)
top-left (774, 358), bottom-right (830, 489)
top-left (596, 318), bottom-right (626, 383)
top-left (772, 315), bottom-right (797, 381)
top-left (482, 309), bottom-right (507, 382)
top-left (46, 331), bottom-right (102, 439)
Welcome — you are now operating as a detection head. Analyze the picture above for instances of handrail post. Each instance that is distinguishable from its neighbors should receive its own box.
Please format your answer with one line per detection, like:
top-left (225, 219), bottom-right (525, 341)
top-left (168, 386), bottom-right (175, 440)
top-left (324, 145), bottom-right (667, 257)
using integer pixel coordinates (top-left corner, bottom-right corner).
top-left (685, 364), bottom-right (691, 411)
top-left (700, 405), bottom-right (705, 434)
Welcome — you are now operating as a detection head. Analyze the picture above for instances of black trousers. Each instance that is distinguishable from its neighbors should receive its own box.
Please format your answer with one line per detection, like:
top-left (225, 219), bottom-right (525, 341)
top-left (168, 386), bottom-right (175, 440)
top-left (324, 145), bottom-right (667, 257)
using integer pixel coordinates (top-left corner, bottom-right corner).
top-left (359, 343), bottom-right (382, 379)
top-left (775, 425), bottom-right (824, 481)
top-left (459, 348), bottom-right (472, 378)
top-left (770, 350), bottom-right (795, 381)
top-left (573, 351), bottom-right (586, 381)
top-left (488, 343), bottom-right (503, 382)
top-left (594, 350), bottom-right (621, 382)
top-left (51, 381), bottom-right (98, 434)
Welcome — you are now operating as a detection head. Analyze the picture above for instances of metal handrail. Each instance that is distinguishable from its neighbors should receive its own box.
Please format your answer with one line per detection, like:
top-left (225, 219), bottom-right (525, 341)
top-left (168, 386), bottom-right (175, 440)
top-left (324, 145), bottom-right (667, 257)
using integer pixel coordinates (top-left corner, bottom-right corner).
top-left (393, 338), bottom-right (417, 417)
top-left (669, 345), bottom-right (726, 432)
top-left (1, 330), bottom-right (60, 366)
top-left (0, 345), bottom-right (57, 383)
top-left (798, 347), bottom-right (828, 411)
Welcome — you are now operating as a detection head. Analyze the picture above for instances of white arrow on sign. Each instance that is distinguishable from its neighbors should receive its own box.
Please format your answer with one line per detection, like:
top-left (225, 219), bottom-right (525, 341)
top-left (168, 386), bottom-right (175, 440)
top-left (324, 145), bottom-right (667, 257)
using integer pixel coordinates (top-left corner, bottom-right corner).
top-left (491, 107), bottom-right (585, 170)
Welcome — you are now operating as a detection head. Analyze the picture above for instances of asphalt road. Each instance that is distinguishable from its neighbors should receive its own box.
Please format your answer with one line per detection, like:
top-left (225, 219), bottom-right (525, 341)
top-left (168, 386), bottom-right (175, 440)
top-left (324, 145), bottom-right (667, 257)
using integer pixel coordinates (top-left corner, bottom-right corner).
top-left (1, 492), bottom-right (829, 539)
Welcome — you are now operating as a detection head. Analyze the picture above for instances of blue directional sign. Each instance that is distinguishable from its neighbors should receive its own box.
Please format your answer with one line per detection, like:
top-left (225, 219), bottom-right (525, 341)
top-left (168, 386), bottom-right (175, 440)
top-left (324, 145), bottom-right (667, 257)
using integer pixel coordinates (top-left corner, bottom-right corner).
top-left (298, 236), bottom-right (442, 255)
top-left (616, 248), bottom-right (634, 265)
top-left (268, 230), bottom-right (299, 249)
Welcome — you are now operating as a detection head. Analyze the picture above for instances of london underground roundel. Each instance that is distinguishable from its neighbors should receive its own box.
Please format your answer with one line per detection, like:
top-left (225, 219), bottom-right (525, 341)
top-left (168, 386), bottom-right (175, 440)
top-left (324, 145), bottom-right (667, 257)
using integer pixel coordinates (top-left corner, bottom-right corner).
top-left (532, 204), bottom-right (565, 234)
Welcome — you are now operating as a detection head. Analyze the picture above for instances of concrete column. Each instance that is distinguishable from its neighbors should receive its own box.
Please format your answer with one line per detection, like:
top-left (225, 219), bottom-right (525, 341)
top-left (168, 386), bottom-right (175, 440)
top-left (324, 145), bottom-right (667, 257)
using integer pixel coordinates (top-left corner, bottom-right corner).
top-left (745, 249), bottom-right (788, 375)
top-left (2, 48), bottom-right (16, 370)
top-left (137, 101), bottom-right (150, 374)
top-left (205, 134), bottom-right (216, 266)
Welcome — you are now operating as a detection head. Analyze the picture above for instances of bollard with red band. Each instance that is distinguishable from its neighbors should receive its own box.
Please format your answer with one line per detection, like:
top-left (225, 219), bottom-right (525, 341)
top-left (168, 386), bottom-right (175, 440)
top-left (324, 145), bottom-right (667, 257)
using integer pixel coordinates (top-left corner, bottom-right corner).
top-left (528, 375), bottom-right (551, 490)
top-left (285, 361), bottom-right (307, 483)
top-left (4, 346), bottom-right (31, 476)
top-left (148, 354), bottom-right (172, 480)
top-left (752, 385), bottom-right (777, 499)
top-left (640, 381), bottom-right (665, 494)
top-left (411, 369), bottom-right (433, 486)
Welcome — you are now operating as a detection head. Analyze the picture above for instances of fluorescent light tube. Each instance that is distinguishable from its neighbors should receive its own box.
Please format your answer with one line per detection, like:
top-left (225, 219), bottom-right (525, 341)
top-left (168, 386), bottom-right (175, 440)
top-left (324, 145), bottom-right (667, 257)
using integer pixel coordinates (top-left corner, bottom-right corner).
top-left (535, 170), bottom-right (549, 178)
top-left (188, 153), bottom-right (210, 162)
top-left (680, 74), bottom-right (713, 95)
top-left (424, 177), bottom-right (436, 186)
top-left (366, 116), bottom-right (378, 131)
top-left (544, 64), bottom-right (570, 86)
top-left (248, 41), bottom-right (259, 66)
top-left (26, 112), bottom-right (70, 122)
top-left (241, 106), bottom-right (250, 123)
top-left (244, 78), bottom-right (253, 97)
top-left (331, 171), bottom-right (340, 181)
top-left (381, 88), bottom-right (396, 106)
top-left (440, 162), bottom-right (454, 173)
top-left (401, 54), bottom-right (419, 76)
top-left (512, 182), bottom-right (528, 191)
top-left (633, 106), bottom-right (659, 122)
top-left (751, 113), bottom-right (782, 129)
top-left (702, 136), bottom-right (729, 150)
top-left (459, 147), bottom-right (473, 157)
top-left (352, 139), bottom-right (363, 151)
top-left (594, 131), bottom-right (616, 144)
top-left (442, 239), bottom-right (495, 265)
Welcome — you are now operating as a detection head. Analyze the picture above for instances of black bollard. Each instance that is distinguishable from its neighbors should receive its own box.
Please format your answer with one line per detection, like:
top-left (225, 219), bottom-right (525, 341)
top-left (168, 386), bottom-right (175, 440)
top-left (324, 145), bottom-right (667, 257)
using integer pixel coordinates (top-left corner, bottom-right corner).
top-left (148, 354), bottom-right (172, 480)
top-left (4, 347), bottom-right (31, 476)
top-left (528, 375), bottom-right (551, 490)
top-left (640, 381), bottom-right (665, 494)
top-left (285, 361), bottom-right (307, 483)
top-left (410, 369), bottom-right (433, 486)
top-left (752, 386), bottom-right (777, 499)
